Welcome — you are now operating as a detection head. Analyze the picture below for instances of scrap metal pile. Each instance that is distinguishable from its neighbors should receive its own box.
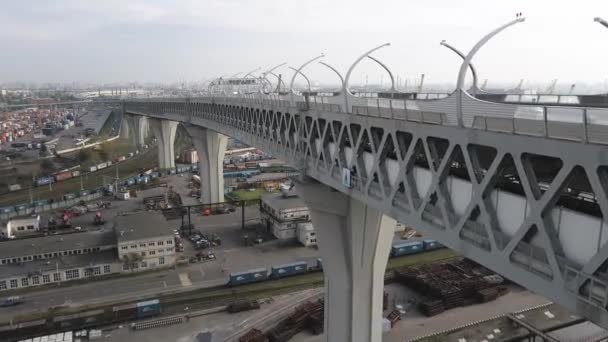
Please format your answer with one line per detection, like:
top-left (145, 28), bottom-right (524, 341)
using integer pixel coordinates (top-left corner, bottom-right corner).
top-left (239, 300), bottom-right (324, 342)
top-left (395, 258), bottom-right (509, 317)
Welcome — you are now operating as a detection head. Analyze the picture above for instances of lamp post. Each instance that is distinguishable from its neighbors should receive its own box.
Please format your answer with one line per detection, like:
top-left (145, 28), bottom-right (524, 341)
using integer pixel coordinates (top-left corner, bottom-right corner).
top-left (289, 54), bottom-right (325, 93)
top-left (262, 63), bottom-right (286, 93)
top-left (455, 16), bottom-right (525, 127)
top-left (343, 43), bottom-right (391, 110)
top-left (288, 67), bottom-right (312, 93)
top-left (440, 40), bottom-right (480, 95)
top-left (366, 55), bottom-right (396, 93)
top-left (318, 61), bottom-right (345, 93)
top-left (595, 17), bottom-right (608, 29)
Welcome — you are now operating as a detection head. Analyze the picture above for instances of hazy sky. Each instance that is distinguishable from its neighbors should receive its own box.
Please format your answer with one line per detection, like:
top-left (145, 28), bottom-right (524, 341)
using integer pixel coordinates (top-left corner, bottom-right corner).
top-left (2, 0), bottom-right (608, 88)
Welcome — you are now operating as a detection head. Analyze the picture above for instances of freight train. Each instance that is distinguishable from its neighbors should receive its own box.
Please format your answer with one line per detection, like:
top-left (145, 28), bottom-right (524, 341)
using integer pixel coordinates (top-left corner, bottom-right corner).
top-left (228, 239), bottom-right (444, 286)
top-left (0, 299), bottom-right (161, 340)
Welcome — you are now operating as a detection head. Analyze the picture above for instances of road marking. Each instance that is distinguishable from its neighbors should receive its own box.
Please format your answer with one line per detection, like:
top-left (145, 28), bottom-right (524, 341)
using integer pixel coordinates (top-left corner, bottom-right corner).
top-left (199, 265), bottom-right (205, 278)
top-left (178, 273), bottom-right (192, 287)
top-left (163, 281), bottom-right (167, 289)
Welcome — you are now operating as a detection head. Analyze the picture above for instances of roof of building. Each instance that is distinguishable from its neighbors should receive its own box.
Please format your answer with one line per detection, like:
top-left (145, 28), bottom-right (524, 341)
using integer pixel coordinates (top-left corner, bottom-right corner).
top-left (0, 250), bottom-right (117, 279)
top-left (261, 192), bottom-right (308, 211)
top-left (0, 230), bottom-right (115, 260)
top-left (114, 211), bottom-right (172, 243)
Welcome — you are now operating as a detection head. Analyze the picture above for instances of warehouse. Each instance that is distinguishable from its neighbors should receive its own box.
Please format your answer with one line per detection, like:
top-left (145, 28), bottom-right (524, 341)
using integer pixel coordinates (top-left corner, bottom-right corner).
top-left (1, 215), bottom-right (41, 239)
top-left (0, 230), bottom-right (118, 291)
top-left (114, 211), bottom-right (177, 271)
top-left (260, 192), bottom-right (311, 240)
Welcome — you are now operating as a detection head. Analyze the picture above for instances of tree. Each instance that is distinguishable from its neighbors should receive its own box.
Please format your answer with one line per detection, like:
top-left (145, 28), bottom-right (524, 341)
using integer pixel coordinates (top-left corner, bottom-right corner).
top-left (122, 252), bottom-right (143, 272)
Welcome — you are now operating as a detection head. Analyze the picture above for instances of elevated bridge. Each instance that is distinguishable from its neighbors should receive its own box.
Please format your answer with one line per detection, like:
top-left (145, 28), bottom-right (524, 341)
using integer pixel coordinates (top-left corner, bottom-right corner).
top-left (122, 15), bottom-right (608, 342)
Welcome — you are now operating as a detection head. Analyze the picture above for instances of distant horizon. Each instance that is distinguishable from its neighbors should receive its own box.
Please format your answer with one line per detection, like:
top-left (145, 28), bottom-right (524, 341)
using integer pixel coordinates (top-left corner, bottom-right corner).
top-left (2, 0), bottom-right (608, 86)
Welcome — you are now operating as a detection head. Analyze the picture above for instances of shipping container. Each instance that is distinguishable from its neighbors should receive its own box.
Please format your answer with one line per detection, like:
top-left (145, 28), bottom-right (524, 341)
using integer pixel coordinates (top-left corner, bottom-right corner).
top-left (8, 184), bottom-right (21, 192)
top-left (112, 303), bottom-right (137, 321)
top-left (97, 162), bottom-right (108, 170)
top-left (106, 160), bottom-right (113, 166)
top-left (35, 176), bottom-right (55, 187)
top-left (115, 155), bottom-right (126, 162)
top-left (14, 204), bottom-right (29, 211)
top-left (54, 171), bottom-right (72, 182)
top-left (89, 166), bottom-right (98, 172)
top-left (136, 299), bottom-right (160, 319)
top-left (33, 199), bottom-right (49, 207)
top-left (270, 261), bottom-right (308, 278)
top-left (390, 241), bottom-right (424, 257)
top-left (63, 193), bottom-right (76, 201)
top-left (423, 239), bottom-right (442, 251)
top-left (128, 152), bottom-right (134, 158)
top-left (71, 170), bottom-right (81, 177)
top-left (229, 268), bottom-right (268, 286)
top-left (0, 207), bottom-right (14, 214)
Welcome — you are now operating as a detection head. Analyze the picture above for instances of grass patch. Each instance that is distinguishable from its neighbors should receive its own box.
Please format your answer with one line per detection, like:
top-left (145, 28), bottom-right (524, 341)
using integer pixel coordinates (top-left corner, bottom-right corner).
top-left (228, 188), bottom-right (266, 201)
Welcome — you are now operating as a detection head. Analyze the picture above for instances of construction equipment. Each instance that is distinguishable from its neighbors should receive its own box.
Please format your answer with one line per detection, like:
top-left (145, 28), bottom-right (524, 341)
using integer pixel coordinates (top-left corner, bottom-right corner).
top-left (93, 212), bottom-right (106, 226)
top-left (545, 78), bottom-right (558, 94)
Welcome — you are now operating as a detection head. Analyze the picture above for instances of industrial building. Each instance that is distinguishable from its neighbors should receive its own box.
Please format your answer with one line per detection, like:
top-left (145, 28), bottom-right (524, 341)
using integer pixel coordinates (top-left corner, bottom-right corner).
top-left (1, 215), bottom-right (40, 239)
top-left (115, 211), bottom-right (176, 271)
top-left (260, 192), bottom-right (311, 240)
top-left (0, 211), bottom-right (176, 292)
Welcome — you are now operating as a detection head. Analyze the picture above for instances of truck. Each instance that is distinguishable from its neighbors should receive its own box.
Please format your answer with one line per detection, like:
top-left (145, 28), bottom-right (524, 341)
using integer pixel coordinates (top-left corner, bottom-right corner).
top-left (1, 296), bottom-right (23, 307)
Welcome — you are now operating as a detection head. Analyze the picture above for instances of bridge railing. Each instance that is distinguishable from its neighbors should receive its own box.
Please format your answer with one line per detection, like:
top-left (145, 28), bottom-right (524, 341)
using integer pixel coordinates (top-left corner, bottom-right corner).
top-left (472, 107), bottom-right (608, 145)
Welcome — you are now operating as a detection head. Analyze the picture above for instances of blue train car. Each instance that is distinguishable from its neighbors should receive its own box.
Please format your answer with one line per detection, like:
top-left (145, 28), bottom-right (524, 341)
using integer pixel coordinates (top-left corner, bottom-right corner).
top-left (33, 199), bottom-right (49, 207)
top-left (0, 207), bottom-right (14, 214)
top-left (150, 171), bottom-right (160, 178)
top-left (168, 169), bottom-right (177, 175)
top-left (136, 299), bottom-right (160, 319)
top-left (192, 164), bottom-right (199, 171)
top-left (125, 177), bottom-right (136, 186)
top-left (229, 268), bottom-right (268, 286)
top-left (390, 241), bottom-right (424, 257)
top-left (14, 203), bottom-right (29, 211)
top-left (423, 239), bottom-right (442, 251)
top-left (271, 261), bottom-right (308, 278)
top-left (35, 176), bottom-right (55, 187)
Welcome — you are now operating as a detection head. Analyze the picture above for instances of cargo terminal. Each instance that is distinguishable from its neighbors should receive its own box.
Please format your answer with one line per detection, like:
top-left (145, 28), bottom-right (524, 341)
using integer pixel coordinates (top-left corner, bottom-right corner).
top-left (0, 211), bottom-right (176, 291)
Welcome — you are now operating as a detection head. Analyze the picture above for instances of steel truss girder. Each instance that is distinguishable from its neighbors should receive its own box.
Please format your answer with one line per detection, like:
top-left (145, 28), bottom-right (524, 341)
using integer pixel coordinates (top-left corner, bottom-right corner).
top-left (125, 99), bottom-right (608, 328)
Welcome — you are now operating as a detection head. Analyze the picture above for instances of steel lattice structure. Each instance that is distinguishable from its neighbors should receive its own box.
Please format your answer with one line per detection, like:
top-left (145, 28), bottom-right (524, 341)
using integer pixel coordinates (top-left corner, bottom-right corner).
top-left (125, 94), bottom-right (608, 328)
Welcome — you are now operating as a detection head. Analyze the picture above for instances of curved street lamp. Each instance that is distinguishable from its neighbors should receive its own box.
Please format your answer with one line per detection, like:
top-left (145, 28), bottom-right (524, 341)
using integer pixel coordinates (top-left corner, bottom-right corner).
top-left (261, 63), bottom-right (287, 93)
top-left (289, 54), bottom-right (325, 93)
top-left (343, 43), bottom-right (391, 96)
top-left (289, 66), bottom-right (312, 93)
top-left (440, 40), bottom-right (480, 94)
top-left (595, 17), bottom-right (608, 29)
top-left (318, 61), bottom-right (344, 92)
top-left (244, 67), bottom-right (261, 79)
top-left (455, 16), bottom-right (525, 127)
top-left (366, 55), bottom-right (396, 92)
top-left (267, 71), bottom-right (287, 93)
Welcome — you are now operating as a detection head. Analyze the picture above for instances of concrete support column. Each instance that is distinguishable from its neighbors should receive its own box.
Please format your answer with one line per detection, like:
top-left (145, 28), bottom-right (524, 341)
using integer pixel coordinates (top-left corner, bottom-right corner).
top-left (185, 125), bottom-right (228, 204)
top-left (125, 114), bottom-right (147, 147)
top-left (149, 118), bottom-right (178, 170)
top-left (297, 177), bottom-right (396, 342)
top-left (120, 116), bottom-right (130, 139)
